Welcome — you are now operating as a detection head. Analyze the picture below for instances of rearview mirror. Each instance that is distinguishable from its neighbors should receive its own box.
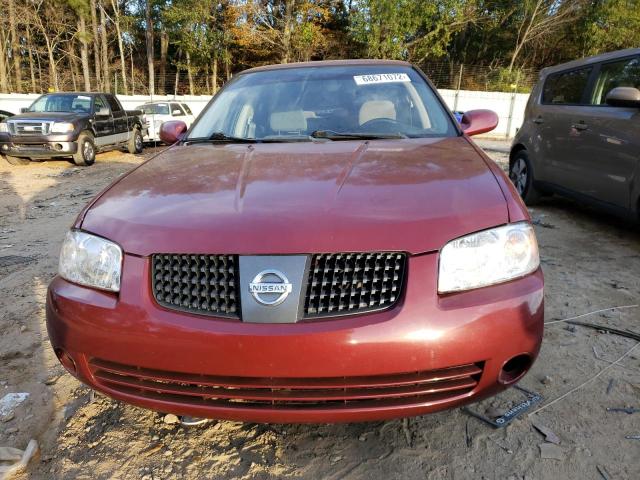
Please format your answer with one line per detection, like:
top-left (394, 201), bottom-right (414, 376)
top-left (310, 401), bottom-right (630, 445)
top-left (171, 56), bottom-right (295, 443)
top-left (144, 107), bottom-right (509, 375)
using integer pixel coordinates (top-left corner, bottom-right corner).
top-left (159, 120), bottom-right (188, 144)
top-left (605, 87), bottom-right (640, 108)
top-left (460, 109), bottom-right (499, 136)
top-left (20, 107), bottom-right (28, 113)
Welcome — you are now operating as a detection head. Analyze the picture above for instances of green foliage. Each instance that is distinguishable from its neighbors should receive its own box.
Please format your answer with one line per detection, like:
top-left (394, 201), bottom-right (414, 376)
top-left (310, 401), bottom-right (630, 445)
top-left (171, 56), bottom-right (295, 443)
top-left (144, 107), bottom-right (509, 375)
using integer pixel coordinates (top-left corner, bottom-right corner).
top-left (4, 0), bottom-right (640, 94)
top-left (584, 0), bottom-right (640, 54)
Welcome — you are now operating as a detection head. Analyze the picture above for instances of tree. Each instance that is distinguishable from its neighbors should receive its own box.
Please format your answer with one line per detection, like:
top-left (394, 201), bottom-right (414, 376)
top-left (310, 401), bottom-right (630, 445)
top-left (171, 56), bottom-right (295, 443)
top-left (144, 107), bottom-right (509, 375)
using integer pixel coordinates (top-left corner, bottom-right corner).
top-left (143, 0), bottom-right (154, 94)
top-left (507, 0), bottom-right (581, 70)
top-left (8, 0), bottom-right (22, 92)
top-left (68, 0), bottom-right (93, 91)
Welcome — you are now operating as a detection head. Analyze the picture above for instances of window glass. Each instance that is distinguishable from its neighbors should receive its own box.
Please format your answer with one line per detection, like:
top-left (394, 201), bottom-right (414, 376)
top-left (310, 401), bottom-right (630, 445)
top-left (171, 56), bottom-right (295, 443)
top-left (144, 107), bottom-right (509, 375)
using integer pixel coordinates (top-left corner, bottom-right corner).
top-left (542, 67), bottom-right (592, 105)
top-left (28, 94), bottom-right (94, 113)
top-left (94, 96), bottom-right (109, 114)
top-left (591, 57), bottom-right (640, 104)
top-left (105, 95), bottom-right (122, 112)
top-left (188, 66), bottom-right (456, 140)
top-left (182, 104), bottom-right (193, 115)
top-left (170, 103), bottom-right (185, 116)
top-left (138, 103), bottom-right (170, 115)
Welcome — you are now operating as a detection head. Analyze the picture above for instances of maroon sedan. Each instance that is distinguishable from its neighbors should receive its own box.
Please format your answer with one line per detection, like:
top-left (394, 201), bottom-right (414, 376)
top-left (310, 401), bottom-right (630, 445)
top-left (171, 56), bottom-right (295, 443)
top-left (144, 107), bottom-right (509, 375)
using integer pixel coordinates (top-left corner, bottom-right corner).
top-left (47, 60), bottom-right (543, 423)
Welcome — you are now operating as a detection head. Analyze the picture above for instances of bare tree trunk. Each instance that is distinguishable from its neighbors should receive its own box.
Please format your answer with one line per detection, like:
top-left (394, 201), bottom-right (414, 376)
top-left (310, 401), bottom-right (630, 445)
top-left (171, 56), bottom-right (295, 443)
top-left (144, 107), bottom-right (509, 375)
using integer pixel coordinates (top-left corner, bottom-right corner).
top-left (26, 27), bottom-right (37, 93)
top-left (78, 18), bottom-right (92, 91)
top-left (8, 0), bottom-right (22, 92)
top-left (0, 35), bottom-right (9, 92)
top-left (36, 48), bottom-right (43, 91)
top-left (224, 46), bottom-right (230, 81)
top-left (281, 0), bottom-right (295, 63)
top-left (69, 51), bottom-right (79, 91)
top-left (111, 0), bottom-right (128, 94)
top-left (90, 0), bottom-right (102, 89)
top-left (67, 37), bottom-right (82, 91)
top-left (186, 51), bottom-right (194, 96)
top-left (159, 31), bottom-right (168, 95)
top-left (43, 35), bottom-right (59, 91)
top-left (144, 0), bottom-right (155, 95)
top-left (130, 48), bottom-right (135, 95)
top-left (211, 52), bottom-right (217, 93)
top-left (174, 48), bottom-right (181, 96)
top-left (99, 1), bottom-right (110, 91)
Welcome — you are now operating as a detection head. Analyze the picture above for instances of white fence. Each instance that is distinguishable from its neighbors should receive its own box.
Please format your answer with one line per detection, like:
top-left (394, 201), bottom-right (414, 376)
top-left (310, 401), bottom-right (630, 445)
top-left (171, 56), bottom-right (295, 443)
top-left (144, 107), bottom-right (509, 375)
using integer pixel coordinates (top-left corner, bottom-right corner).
top-left (0, 90), bottom-right (529, 138)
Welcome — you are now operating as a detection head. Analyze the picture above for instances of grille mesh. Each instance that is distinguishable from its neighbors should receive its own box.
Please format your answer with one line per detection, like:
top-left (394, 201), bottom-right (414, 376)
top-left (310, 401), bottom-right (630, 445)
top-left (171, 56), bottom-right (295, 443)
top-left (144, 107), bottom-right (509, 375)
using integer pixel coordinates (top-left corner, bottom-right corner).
top-left (90, 357), bottom-right (483, 410)
top-left (152, 254), bottom-right (239, 318)
top-left (304, 252), bottom-right (406, 318)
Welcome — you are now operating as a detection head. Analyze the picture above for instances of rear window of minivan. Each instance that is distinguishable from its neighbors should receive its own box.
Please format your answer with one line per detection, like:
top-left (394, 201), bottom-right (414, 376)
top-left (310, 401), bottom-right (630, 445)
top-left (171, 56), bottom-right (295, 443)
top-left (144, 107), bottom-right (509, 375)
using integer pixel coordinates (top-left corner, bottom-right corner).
top-left (542, 67), bottom-right (592, 105)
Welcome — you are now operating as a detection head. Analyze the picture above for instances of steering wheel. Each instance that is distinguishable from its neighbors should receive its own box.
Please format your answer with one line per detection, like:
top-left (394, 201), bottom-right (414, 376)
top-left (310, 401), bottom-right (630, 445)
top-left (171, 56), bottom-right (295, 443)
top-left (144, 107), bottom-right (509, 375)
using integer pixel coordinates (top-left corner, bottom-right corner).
top-left (358, 117), bottom-right (403, 132)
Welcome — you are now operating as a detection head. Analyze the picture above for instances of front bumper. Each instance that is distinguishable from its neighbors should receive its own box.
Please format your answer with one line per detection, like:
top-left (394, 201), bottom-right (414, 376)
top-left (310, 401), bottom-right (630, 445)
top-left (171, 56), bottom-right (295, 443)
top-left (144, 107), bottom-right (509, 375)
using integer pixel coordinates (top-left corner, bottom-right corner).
top-left (0, 136), bottom-right (78, 158)
top-left (46, 253), bottom-right (544, 423)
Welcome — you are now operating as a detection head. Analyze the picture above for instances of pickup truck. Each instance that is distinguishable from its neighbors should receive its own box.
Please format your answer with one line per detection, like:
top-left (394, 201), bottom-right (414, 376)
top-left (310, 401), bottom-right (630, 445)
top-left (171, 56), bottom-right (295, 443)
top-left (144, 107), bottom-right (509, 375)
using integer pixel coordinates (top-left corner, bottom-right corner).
top-left (0, 92), bottom-right (145, 166)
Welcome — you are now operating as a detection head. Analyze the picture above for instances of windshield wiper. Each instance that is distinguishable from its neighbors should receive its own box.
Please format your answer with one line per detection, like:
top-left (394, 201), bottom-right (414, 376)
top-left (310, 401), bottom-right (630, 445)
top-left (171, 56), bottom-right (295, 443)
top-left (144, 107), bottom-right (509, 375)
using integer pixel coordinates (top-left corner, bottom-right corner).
top-left (186, 132), bottom-right (258, 144)
top-left (310, 130), bottom-right (407, 140)
top-left (208, 132), bottom-right (258, 143)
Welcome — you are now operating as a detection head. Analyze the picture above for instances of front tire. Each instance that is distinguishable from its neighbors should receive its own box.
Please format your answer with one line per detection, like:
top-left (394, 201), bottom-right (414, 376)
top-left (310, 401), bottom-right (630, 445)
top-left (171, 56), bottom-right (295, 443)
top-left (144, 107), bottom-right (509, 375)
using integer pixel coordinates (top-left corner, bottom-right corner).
top-left (73, 132), bottom-right (96, 166)
top-left (128, 127), bottom-right (143, 154)
top-left (2, 155), bottom-right (30, 166)
top-left (509, 150), bottom-right (541, 205)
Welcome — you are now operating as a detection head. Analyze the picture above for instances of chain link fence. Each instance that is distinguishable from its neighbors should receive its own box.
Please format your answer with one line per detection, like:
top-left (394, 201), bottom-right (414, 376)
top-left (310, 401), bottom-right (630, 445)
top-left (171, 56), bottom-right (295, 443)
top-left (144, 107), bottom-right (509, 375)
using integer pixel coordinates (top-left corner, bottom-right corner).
top-left (3, 61), bottom-right (540, 96)
top-left (418, 62), bottom-right (539, 94)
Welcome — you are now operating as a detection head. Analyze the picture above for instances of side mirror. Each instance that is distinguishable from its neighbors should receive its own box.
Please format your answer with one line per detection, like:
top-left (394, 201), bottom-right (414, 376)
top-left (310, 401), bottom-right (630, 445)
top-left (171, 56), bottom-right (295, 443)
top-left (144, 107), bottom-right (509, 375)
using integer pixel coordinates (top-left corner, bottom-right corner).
top-left (172, 109), bottom-right (182, 116)
top-left (159, 120), bottom-right (188, 144)
top-left (605, 87), bottom-right (640, 108)
top-left (97, 107), bottom-right (111, 116)
top-left (20, 107), bottom-right (28, 113)
top-left (460, 109), bottom-right (499, 136)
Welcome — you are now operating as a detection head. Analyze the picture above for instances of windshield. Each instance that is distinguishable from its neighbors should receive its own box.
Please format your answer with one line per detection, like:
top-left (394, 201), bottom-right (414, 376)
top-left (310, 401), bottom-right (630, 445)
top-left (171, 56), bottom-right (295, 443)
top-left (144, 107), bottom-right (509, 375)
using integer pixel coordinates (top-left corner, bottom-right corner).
top-left (29, 94), bottom-right (93, 113)
top-left (188, 65), bottom-right (456, 141)
top-left (138, 103), bottom-right (170, 115)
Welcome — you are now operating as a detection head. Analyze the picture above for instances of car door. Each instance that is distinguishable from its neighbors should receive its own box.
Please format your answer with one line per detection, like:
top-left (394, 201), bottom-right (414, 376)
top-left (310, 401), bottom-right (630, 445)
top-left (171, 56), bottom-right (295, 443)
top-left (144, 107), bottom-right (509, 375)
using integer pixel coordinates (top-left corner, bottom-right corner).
top-left (535, 66), bottom-right (594, 192)
top-left (569, 55), bottom-right (640, 209)
top-left (105, 95), bottom-right (128, 141)
top-left (93, 95), bottom-right (114, 143)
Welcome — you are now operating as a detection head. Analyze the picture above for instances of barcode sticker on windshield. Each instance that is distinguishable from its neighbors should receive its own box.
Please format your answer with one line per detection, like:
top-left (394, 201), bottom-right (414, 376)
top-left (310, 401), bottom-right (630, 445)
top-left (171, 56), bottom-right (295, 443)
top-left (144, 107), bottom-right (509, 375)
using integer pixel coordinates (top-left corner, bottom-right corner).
top-left (354, 73), bottom-right (410, 85)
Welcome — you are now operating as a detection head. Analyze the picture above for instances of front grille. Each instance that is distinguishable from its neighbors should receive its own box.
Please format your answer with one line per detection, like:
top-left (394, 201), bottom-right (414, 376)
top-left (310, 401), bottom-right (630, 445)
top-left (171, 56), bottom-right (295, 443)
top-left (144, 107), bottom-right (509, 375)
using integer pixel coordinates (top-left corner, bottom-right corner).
top-left (151, 254), bottom-right (239, 318)
top-left (89, 358), bottom-right (483, 410)
top-left (304, 252), bottom-right (406, 318)
top-left (8, 121), bottom-right (51, 136)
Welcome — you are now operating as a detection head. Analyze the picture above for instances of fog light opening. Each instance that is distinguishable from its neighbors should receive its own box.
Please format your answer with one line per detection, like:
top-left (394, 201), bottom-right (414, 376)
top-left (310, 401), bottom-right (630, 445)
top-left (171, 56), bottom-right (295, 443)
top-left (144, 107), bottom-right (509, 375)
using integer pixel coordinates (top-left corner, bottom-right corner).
top-left (499, 354), bottom-right (532, 384)
top-left (55, 348), bottom-right (77, 375)
top-left (54, 143), bottom-right (64, 151)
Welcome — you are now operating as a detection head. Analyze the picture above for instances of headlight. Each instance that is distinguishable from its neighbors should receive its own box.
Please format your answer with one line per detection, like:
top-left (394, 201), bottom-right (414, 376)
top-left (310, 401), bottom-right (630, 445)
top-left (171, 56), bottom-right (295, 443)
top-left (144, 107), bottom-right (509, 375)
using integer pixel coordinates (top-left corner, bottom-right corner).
top-left (59, 230), bottom-right (123, 292)
top-left (0, 122), bottom-right (8, 133)
top-left (50, 122), bottom-right (75, 133)
top-left (438, 222), bottom-right (539, 293)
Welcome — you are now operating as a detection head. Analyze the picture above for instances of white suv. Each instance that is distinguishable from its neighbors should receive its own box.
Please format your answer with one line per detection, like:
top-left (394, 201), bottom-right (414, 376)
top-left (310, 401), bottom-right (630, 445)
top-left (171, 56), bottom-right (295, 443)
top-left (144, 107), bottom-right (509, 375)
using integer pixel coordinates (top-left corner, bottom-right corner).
top-left (137, 101), bottom-right (195, 142)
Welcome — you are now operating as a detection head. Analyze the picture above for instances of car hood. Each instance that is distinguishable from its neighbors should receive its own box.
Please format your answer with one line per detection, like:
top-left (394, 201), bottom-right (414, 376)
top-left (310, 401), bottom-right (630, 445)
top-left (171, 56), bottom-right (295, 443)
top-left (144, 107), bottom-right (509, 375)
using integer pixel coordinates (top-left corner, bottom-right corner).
top-left (81, 137), bottom-right (509, 256)
top-left (8, 112), bottom-right (88, 122)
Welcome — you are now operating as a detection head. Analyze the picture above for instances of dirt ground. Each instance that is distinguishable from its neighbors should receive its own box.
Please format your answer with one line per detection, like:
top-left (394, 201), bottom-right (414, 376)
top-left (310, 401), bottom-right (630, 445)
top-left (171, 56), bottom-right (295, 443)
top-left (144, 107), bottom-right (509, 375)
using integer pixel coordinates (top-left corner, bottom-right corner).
top-left (0, 141), bottom-right (639, 480)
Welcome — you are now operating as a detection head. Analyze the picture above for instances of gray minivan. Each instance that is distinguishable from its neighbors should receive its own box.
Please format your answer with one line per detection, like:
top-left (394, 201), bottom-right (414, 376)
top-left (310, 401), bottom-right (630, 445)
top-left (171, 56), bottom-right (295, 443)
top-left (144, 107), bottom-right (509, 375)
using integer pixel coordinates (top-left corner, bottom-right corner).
top-left (510, 48), bottom-right (640, 220)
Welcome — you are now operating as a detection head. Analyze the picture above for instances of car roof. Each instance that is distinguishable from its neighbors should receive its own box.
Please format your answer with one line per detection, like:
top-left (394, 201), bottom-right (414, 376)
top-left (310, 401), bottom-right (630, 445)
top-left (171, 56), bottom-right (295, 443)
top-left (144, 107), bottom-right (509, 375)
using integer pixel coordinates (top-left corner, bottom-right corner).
top-left (541, 47), bottom-right (640, 76)
top-left (242, 59), bottom-right (413, 74)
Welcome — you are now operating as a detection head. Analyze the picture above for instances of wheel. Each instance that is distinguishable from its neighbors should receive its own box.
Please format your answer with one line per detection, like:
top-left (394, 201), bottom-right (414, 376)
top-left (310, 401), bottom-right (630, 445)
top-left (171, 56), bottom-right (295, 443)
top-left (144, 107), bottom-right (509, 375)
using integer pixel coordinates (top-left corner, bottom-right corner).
top-left (509, 150), bottom-right (541, 205)
top-left (128, 127), bottom-right (143, 154)
top-left (73, 132), bottom-right (96, 166)
top-left (2, 155), bottom-right (30, 166)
